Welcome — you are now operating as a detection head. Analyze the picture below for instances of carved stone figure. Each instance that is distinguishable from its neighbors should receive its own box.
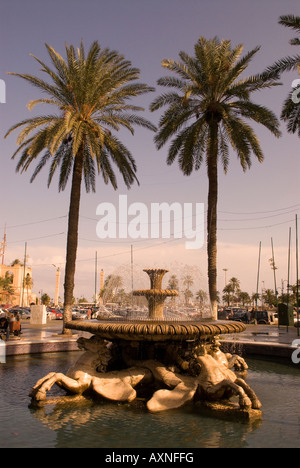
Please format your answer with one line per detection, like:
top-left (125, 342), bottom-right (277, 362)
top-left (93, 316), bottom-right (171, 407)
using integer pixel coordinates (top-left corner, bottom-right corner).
top-left (194, 345), bottom-right (261, 410)
top-left (29, 335), bottom-right (261, 413)
top-left (29, 336), bottom-right (150, 403)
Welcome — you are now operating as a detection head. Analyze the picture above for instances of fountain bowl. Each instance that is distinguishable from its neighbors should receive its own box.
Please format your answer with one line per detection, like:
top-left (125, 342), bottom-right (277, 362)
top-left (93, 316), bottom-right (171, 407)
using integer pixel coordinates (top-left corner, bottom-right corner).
top-left (66, 319), bottom-right (246, 342)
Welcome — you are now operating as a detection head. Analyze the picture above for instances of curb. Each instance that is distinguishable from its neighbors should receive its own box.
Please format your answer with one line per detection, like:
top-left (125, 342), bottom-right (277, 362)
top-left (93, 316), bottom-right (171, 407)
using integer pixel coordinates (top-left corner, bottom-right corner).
top-left (5, 338), bottom-right (80, 356)
top-left (220, 339), bottom-right (298, 361)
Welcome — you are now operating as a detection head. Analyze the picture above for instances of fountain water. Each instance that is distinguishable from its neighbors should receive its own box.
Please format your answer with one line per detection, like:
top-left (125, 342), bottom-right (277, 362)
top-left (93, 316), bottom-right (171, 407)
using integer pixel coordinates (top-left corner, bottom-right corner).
top-left (29, 269), bottom-right (262, 420)
top-left (133, 269), bottom-right (179, 319)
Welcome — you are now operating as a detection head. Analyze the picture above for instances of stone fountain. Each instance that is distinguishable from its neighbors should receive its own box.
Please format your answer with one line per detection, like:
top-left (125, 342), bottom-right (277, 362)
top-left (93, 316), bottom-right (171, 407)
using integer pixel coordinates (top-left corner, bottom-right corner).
top-left (133, 269), bottom-right (179, 319)
top-left (29, 269), bottom-right (262, 420)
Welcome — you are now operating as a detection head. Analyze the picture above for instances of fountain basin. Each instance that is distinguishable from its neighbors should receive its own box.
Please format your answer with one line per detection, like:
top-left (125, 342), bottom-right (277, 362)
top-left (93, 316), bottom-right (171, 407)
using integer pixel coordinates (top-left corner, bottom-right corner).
top-left (66, 319), bottom-right (246, 342)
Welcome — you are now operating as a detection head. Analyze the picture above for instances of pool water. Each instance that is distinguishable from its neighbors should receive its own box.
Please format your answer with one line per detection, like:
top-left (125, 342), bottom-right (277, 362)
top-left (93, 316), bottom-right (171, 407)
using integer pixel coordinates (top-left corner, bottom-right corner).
top-left (0, 353), bottom-right (300, 448)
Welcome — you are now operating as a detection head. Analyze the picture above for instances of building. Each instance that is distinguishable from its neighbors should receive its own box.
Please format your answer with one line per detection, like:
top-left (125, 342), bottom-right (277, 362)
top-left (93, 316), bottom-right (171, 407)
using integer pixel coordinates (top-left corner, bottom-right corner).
top-left (0, 263), bottom-right (36, 306)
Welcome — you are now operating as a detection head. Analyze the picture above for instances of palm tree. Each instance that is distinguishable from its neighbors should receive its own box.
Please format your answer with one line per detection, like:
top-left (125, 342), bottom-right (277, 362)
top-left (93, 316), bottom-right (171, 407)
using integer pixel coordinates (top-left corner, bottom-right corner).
top-left (265, 15), bottom-right (300, 135)
top-left (5, 41), bottom-right (156, 333)
top-left (168, 274), bottom-right (179, 307)
top-left (11, 259), bottom-right (23, 267)
top-left (183, 275), bottom-right (194, 290)
top-left (238, 291), bottom-right (251, 307)
top-left (0, 272), bottom-right (15, 303)
top-left (150, 36), bottom-right (281, 319)
top-left (223, 283), bottom-right (234, 307)
top-left (196, 289), bottom-right (208, 306)
top-left (167, 274), bottom-right (179, 290)
top-left (228, 277), bottom-right (241, 297)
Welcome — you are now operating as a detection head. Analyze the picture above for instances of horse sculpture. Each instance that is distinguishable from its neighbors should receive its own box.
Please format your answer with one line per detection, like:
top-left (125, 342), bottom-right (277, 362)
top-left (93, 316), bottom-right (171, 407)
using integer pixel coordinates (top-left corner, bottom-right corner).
top-left (29, 335), bottom-right (261, 413)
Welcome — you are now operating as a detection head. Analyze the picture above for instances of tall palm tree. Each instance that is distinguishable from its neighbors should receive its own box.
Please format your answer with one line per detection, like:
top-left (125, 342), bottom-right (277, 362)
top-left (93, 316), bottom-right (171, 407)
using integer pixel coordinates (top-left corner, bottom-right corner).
top-left (265, 15), bottom-right (300, 135)
top-left (150, 37), bottom-right (281, 319)
top-left (5, 41), bottom-right (156, 333)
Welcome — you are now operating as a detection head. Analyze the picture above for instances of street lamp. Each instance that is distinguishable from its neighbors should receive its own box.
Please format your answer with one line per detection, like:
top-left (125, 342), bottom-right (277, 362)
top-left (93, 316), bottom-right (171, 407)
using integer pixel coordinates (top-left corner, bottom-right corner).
top-left (223, 268), bottom-right (228, 287)
top-left (52, 265), bottom-right (61, 307)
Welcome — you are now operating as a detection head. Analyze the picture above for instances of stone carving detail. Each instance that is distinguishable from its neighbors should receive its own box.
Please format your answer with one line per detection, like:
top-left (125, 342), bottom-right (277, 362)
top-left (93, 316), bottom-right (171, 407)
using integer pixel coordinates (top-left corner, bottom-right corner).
top-left (29, 335), bottom-right (261, 413)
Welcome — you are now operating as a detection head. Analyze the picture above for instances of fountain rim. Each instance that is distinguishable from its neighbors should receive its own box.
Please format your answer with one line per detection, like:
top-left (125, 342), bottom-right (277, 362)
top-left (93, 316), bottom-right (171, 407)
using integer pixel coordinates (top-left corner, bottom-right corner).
top-left (133, 289), bottom-right (179, 297)
top-left (66, 319), bottom-right (246, 342)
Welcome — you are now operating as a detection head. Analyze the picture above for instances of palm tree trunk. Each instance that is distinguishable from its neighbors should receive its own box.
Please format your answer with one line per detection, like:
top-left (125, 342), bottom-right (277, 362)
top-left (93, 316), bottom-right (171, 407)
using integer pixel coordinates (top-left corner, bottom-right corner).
top-left (207, 122), bottom-right (219, 320)
top-left (63, 146), bottom-right (84, 334)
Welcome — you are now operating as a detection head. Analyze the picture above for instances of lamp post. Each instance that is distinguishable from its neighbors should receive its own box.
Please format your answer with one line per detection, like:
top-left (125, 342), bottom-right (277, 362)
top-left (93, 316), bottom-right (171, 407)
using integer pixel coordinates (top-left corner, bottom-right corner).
top-left (53, 265), bottom-right (61, 307)
top-left (223, 268), bottom-right (228, 287)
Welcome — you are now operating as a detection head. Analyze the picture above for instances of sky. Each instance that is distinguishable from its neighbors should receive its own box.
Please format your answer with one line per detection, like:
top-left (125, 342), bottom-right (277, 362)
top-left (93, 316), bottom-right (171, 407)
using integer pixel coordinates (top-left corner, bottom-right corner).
top-left (0, 0), bottom-right (300, 303)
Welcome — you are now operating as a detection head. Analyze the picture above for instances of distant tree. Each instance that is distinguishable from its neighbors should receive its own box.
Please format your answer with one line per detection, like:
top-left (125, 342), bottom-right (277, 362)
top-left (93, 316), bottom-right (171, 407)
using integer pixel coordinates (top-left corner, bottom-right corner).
top-left (78, 297), bottom-right (89, 303)
top-left (183, 275), bottom-right (194, 290)
top-left (238, 291), bottom-right (251, 307)
top-left (41, 293), bottom-right (50, 305)
top-left (0, 272), bottom-right (15, 302)
top-left (229, 277), bottom-right (241, 295)
top-left (11, 259), bottom-right (23, 267)
top-left (183, 289), bottom-right (193, 306)
top-left (196, 289), bottom-right (208, 306)
top-left (223, 284), bottom-right (233, 307)
top-left (167, 275), bottom-right (179, 290)
top-left (167, 275), bottom-right (179, 307)
top-left (262, 289), bottom-right (277, 308)
top-left (251, 292), bottom-right (260, 308)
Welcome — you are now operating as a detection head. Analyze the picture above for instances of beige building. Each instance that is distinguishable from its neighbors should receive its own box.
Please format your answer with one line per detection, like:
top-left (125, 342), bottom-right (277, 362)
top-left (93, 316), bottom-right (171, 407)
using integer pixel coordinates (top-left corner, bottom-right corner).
top-left (0, 263), bottom-right (36, 306)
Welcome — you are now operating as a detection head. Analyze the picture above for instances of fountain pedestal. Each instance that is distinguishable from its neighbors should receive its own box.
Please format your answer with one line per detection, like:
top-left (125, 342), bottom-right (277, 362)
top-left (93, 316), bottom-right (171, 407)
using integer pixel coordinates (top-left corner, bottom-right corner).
top-left (133, 269), bottom-right (178, 320)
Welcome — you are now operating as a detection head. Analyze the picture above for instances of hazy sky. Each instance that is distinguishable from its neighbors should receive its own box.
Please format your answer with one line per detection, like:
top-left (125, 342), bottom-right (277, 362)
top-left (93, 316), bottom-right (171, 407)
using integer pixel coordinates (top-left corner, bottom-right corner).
top-left (0, 0), bottom-right (300, 301)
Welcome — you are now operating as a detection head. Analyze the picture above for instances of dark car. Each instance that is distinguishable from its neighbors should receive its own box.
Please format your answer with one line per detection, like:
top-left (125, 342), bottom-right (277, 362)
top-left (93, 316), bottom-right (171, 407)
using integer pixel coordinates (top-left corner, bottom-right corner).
top-left (232, 309), bottom-right (249, 322)
top-left (218, 309), bottom-right (233, 320)
top-left (255, 310), bottom-right (277, 325)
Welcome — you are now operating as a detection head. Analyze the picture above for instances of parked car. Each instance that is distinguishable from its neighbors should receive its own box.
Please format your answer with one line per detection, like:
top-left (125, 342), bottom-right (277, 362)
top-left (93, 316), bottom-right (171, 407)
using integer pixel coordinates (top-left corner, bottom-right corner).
top-left (255, 310), bottom-right (277, 325)
top-left (52, 310), bottom-right (63, 320)
top-left (47, 310), bottom-right (56, 320)
top-left (218, 309), bottom-right (233, 320)
top-left (9, 307), bottom-right (31, 320)
top-left (232, 309), bottom-right (249, 323)
top-left (20, 310), bottom-right (31, 320)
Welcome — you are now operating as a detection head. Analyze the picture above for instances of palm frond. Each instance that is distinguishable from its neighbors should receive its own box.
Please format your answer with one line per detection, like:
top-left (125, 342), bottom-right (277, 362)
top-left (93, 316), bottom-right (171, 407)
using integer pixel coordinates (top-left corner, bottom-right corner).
top-left (279, 15), bottom-right (300, 34)
top-left (151, 36), bottom-right (281, 175)
top-left (6, 40), bottom-right (155, 194)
